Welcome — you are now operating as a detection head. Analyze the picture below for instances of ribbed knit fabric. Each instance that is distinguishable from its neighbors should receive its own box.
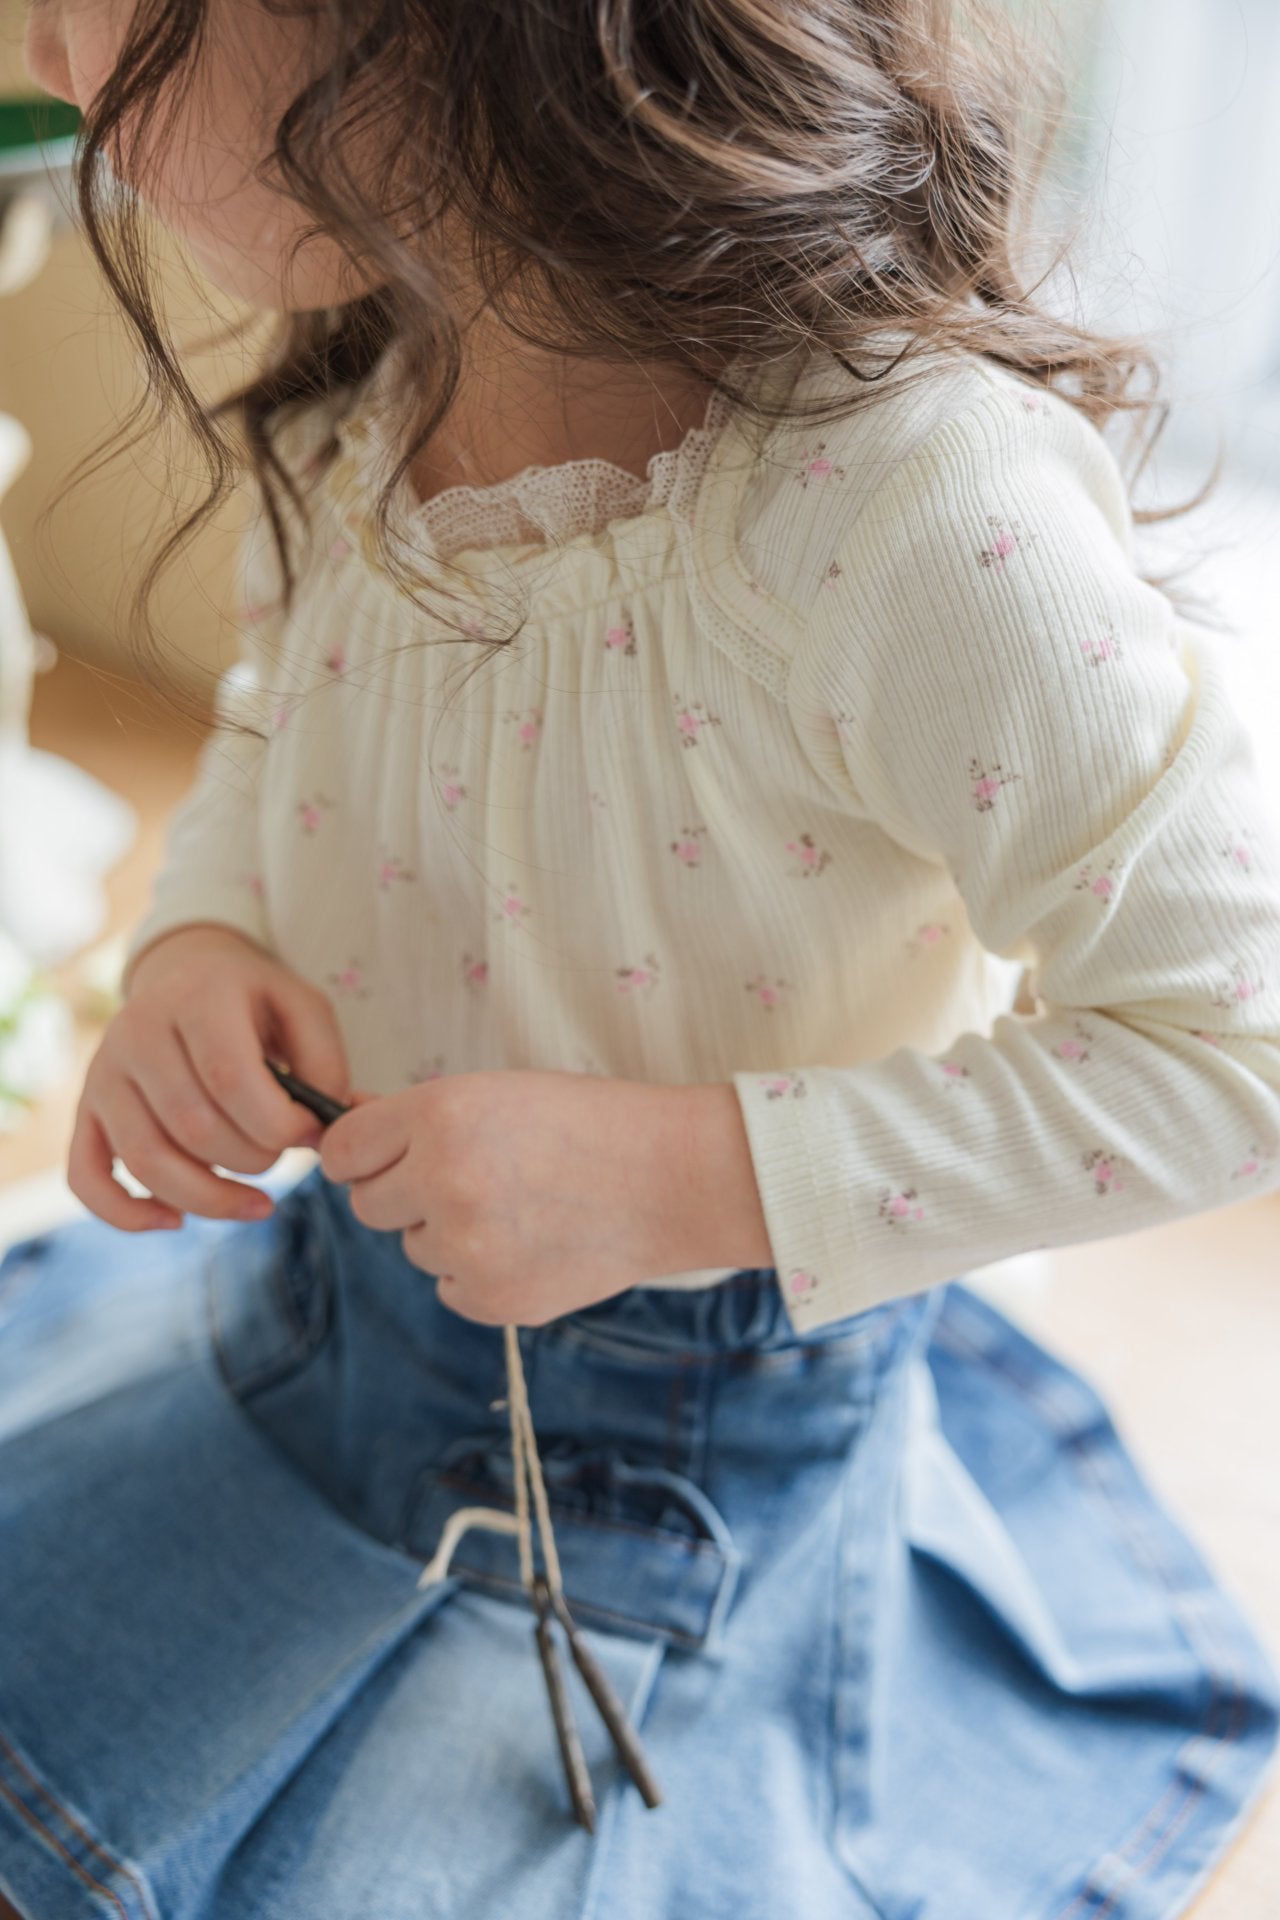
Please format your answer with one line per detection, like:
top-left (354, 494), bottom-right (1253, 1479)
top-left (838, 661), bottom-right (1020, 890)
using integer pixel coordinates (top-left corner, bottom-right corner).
top-left (122, 337), bottom-right (1280, 1335)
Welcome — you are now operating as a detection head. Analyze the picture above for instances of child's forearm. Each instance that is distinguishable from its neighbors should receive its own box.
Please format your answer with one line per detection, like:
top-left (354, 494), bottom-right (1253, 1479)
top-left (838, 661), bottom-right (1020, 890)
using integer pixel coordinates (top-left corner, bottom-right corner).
top-left (673, 1082), bottom-right (776, 1273)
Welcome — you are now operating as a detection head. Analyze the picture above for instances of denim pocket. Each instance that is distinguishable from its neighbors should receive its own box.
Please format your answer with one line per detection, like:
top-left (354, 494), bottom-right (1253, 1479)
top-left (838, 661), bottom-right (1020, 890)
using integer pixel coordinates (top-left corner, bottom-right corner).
top-left (402, 1431), bottom-right (743, 1656)
top-left (206, 1179), bottom-right (335, 1403)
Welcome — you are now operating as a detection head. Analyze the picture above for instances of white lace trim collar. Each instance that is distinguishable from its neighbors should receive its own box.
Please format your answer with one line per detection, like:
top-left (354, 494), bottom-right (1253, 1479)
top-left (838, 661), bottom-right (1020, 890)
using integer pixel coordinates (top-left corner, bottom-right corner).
top-left (324, 343), bottom-right (766, 562)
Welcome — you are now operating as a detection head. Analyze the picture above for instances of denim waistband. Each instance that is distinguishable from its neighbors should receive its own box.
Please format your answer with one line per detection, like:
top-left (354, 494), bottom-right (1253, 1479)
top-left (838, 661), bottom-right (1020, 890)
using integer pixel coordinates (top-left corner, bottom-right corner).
top-left (304, 1164), bottom-right (939, 1364)
top-left (561, 1266), bottom-right (939, 1359)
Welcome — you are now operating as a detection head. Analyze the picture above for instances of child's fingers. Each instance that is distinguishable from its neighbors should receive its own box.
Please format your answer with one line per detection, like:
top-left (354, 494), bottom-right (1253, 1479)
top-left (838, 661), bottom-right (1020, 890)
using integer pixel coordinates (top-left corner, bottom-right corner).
top-left (131, 1022), bottom-right (281, 1174)
top-left (91, 1079), bottom-right (275, 1223)
top-left (67, 1108), bottom-right (184, 1233)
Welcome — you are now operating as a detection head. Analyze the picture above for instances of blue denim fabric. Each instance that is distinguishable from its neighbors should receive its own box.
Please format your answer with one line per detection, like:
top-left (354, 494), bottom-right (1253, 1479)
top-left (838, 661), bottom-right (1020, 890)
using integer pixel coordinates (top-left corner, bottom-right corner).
top-left (0, 1160), bottom-right (1276, 1920)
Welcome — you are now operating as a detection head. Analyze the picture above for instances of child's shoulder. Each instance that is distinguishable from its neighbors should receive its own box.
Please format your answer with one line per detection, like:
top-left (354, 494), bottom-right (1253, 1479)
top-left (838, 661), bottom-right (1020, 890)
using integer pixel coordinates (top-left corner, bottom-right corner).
top-left (729, 334), bottom-right (1123, 630)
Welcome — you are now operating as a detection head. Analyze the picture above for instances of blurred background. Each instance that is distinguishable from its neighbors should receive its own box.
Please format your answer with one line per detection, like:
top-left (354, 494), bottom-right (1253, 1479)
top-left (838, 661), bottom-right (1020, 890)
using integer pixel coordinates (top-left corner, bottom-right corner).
top-left (0, 3), bottom-right (1276, 1905)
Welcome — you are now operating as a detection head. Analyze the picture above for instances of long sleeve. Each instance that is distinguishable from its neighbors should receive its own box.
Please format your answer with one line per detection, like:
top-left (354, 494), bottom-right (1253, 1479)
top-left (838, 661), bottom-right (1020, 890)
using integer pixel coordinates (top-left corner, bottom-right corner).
top-left (120, 493), bottom-right (286, 994)
top-left (731, 374), bottom-right (1280, 1335)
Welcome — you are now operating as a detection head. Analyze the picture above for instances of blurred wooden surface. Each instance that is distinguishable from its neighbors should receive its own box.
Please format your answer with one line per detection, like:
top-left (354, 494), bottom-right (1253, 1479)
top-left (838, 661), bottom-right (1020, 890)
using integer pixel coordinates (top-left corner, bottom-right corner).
top-left (0, 648), bottom-right (1277, 1917)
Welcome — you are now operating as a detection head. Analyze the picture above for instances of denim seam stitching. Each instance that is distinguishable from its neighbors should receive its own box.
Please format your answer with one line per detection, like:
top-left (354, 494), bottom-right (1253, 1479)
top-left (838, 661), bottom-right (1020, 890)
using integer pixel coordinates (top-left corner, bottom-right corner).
top-left (932, 1315), bottom-right (1250, 1920)
top-left (0, 1728), bottom-right (156, 1920)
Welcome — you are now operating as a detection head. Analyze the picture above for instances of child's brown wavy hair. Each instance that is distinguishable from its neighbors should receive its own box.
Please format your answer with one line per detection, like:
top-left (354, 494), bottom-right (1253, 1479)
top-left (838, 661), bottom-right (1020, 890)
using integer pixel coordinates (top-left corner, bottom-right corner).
top-left (63, 0), bottom-right (1226, 725)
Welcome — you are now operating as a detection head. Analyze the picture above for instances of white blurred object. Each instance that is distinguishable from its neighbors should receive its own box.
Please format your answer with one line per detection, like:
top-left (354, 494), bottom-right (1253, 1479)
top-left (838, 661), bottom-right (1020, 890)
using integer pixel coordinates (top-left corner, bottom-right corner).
top-left (0, 924), bottom-right (73, 1133)
top-left (0, 211), bottom-right (138, 1133)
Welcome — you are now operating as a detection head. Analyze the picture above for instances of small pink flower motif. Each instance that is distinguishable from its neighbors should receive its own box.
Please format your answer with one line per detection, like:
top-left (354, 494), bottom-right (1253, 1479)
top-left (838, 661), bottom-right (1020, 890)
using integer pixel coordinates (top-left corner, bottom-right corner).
top-left (938, 1060), bottom-right (971, 1085)
top-left (1210, 959), bottom-right (1266, 1010)
top-left (1230, 1143), bottom-right (1271, 1181)
top-left (1221, 829), bottom-right (1256, 872)
top-left (879, 1187), bottom-right (926, 1230)
top-left (787, 1271), bottom-right (820, 1300)
top-left (325, 643), bottom-right (347, 676)
top-left (821, 559), bottom-right (843, 591)
top-left (604, 617), bottom-right (636, 655)
top-left (785, 830), bottom-right (831, 878)
top-left (438, 770), bottom-right (466, 811)
top-left (1021, 393), bottom-right (1049, 414)
top-left (615, 954), bottom-right (662, 995)
top-left (977, 517), bottom-right (1036, 573)
top-left (1194, 1029), bottom-right (1223, 1048)
top-left (497, 888), bottom-right (532, 928)
top-left (968, 757), bottom-right (1022, 812)
top-left (240, 871), bottom-right (265, 898)
top-left (327, 959), bottom-right (372, 1000)
top-left (503, 707), bottom-right (543, 749)
top-left (375, 851), bottom-right (416, 890)
top-left (758, 1072), bottom-right (807, 1101)
top-left (1055, 1027), bottom-right (1092, 1064)
top-left (746, 974), bottom-right (791, 1012)
top-left (1080, 630), bottom-right (1121, 667)
top-left (1073, 859), bottom-right (1123, 907)
top-left (1082, 1148), bottom-right (1128, 1197)
top-left (796, 442), bottom-right (847, 488)
top-left (271, 703), bottom-right (291, 731)
top-left (675, 698), bottom-right (722, 747)
top-left (329, 536), bottom-right (352, 563)
top-left (669, 828), bottom-right (707, 867)
top-left (461, 953), bottom-right (488, 990)
top-left (906, 920), bottom-right (951, 959)
top-left (296, 791), bottom-right (335, 835)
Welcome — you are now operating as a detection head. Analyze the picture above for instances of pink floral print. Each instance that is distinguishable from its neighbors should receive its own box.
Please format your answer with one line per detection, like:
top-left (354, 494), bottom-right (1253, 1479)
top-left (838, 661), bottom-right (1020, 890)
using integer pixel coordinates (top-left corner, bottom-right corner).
top-left (937, 1059), bottom-right (971, 1088)
top-left (604, 616), bottom-right (637, 656)
top-left (674, 696), bottom-right (723, 747)
top-left (1054, 1019), bottom-right (1097, 1064)
top-left (374, 849), bottom-right (417, 890)
top-left (786, 1271), bottom-right (821, 1302)
top-left (1082, 1149), bottom-right (1129, 1197)
top-left (785, 831), bottom-right (831, 878)
top-left (1210, 959), bottom-right (1266, 1011)
top-left (795, 442), bottom-right (847, 488)
top-left (669, 826), bottom-right (708, 868)
top-left (906, 921), bottom-right (951, 960)
top-left (1230, 1141), bottom-right (1278, 1182)
top-left (745, 974), bottom-right (793, 1013)
top-left (437, 768), bottom-right (467, 811)
top-left (977, 517), bottom-right (1037, 573)
top-left (1080, 630), bottom-right (1122, 667)
top-left (503, 707), bottom-right (544, 749)
top-left (616, 954), bottom-right (662, 996)
top-left (1073, 859), bottom-right (1124, 909)
top-left (460, 953), bottom-right (489, 990)
top-left (755, 1071), bottom-right (808, 1101)
top-left (968, 757), bottom-right (1022, 812)
top-left (1221, 828), bottom-right (1257, 873)
top-left (327, 958), bottom-right (372, 1001)
top-left (879, 1187), bottom-right (926, 1230)
top-left (495, 886), bottom-right (532, 931)
top-left (296, 792), bottom-right (336, 835)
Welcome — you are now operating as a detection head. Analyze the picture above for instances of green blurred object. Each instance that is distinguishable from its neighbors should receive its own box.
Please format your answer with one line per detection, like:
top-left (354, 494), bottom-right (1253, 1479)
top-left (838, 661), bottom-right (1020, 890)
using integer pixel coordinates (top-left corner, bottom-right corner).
top-left (0, 96), bottom-right (81, 177)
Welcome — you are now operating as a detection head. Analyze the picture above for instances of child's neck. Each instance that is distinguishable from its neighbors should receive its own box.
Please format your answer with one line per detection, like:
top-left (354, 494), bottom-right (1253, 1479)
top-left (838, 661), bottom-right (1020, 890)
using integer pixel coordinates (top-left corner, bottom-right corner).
top-left (404, 298), bottom-right (720, 507)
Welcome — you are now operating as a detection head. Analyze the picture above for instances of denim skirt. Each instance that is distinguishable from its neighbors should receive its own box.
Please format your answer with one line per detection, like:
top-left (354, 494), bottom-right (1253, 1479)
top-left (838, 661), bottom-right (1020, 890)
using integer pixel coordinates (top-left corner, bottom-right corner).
top-left (0, 1159), bottom-right (1276, 1920)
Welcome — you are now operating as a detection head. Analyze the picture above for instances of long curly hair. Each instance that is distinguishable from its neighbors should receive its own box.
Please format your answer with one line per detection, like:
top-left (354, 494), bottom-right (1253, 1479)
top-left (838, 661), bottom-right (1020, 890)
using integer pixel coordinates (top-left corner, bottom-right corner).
top-left (61, 0), bottom-right (1225, 727)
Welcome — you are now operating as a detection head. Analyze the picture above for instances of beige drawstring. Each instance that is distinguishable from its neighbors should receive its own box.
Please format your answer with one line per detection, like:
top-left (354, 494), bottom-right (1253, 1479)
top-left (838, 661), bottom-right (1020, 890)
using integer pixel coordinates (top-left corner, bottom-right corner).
top-left (415, 1319), bottom-right (665, 1828)
top-left (415, 1324), bottom-right (561, 1597)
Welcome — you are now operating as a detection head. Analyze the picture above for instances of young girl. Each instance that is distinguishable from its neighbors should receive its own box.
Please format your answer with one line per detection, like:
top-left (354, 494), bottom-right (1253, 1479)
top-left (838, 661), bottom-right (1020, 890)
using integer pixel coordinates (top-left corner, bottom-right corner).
top-left (2, 1), bottom-right (1278, 1914)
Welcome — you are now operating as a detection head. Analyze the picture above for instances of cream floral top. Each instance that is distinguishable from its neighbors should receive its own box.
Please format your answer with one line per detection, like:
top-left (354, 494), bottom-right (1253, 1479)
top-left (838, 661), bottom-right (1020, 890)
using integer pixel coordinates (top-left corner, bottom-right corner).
top-left (124, 334), bottom-right (1280, 1334)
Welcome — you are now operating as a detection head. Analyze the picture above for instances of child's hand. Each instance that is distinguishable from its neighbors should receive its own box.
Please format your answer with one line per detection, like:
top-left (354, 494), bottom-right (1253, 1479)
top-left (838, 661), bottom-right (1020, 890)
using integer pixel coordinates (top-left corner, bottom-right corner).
top-left (319, 1069), bottom-right (700, 1327)
top-left (69, 924), bottom-right (352, 1232)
